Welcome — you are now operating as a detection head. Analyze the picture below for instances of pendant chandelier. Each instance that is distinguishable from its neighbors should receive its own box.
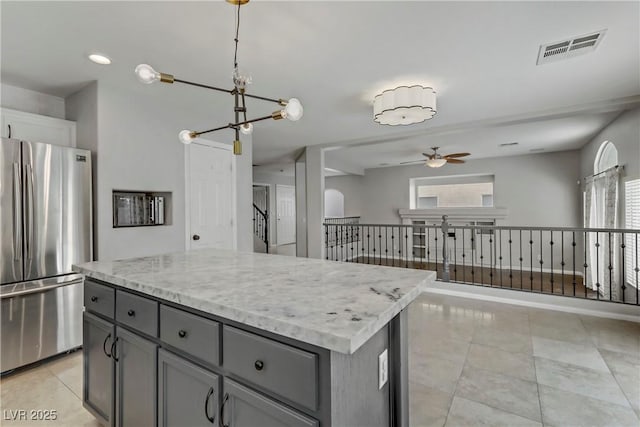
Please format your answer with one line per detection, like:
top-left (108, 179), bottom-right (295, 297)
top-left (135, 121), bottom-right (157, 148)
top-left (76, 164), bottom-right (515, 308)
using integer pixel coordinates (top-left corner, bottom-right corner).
top-left (134, 0), bottom-right (303, 155)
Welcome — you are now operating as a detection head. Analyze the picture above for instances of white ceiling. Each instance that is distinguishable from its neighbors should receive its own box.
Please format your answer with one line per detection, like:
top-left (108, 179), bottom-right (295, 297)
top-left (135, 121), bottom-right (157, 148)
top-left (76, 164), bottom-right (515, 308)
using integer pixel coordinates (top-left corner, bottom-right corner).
top-left (2, 1), bottom-right (639, 169)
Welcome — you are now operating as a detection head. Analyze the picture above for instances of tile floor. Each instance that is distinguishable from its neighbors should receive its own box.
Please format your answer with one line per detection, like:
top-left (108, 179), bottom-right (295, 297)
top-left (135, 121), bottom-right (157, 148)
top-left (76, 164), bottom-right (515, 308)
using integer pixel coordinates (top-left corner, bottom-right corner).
top-left (409, 293), bottom-right (640, 427)
top-left (1, 292), bottom-right (638, 426)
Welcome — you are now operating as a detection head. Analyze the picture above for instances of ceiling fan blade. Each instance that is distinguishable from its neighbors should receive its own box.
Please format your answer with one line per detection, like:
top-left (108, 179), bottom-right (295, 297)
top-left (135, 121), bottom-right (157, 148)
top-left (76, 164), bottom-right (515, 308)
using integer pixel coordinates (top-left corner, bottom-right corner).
top-left (422, 153), bottom-right (435, 159)
top-left (443, 152), bottom-right (470, 158)
top-left (446, 158), bottom-right (465, 164)
top-left (400, 160), bottom-right (425, 165)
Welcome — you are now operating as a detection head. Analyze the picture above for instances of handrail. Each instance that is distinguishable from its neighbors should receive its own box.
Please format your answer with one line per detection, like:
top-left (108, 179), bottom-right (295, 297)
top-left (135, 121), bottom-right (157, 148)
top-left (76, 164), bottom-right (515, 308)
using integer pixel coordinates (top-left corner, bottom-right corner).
top-left (322, 222), bottom-right (640, 234)
top-left (253, 203), bottom-right (267, 220)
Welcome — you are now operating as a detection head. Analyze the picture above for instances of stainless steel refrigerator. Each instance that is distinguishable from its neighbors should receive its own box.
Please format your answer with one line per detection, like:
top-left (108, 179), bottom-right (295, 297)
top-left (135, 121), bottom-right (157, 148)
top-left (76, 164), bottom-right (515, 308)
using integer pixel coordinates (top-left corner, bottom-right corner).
top-left (1, 137), bottom-right (92, 373)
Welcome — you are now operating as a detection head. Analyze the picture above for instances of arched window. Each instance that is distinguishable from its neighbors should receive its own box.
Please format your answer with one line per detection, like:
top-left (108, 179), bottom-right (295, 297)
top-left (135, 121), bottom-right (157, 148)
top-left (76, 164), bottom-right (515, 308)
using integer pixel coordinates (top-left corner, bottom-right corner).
top-left (594, 141), bottom-right (618, 174)
top-left (324, 189), bottom-right (344, 218)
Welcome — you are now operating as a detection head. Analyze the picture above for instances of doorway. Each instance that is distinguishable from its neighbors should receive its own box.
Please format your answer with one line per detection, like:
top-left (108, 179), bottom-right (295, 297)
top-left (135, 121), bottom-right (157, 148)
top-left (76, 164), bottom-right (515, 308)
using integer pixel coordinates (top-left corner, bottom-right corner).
top-left (185, 140), bottom-right (236, 250)
top-left (276, 185), bottom-right (296, 246)
top-left (252, 184), bottom-right (270, 253)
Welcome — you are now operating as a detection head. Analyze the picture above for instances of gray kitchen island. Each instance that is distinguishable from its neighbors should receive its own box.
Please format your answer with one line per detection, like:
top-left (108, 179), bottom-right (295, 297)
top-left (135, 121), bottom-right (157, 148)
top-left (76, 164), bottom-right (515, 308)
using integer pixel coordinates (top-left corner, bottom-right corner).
top-left (74, 249), bottom-right (434, 427)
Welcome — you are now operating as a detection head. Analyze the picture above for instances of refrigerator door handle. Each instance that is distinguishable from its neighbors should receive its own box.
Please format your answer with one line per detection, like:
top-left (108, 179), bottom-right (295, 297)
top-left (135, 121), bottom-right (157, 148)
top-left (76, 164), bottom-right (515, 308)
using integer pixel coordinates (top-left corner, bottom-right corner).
top-left (25, 163), bottom-right (35, 261)
top-left (13, 162), bottom-right (22, 261)
top-left (0, 277), bottom-right (83, 299)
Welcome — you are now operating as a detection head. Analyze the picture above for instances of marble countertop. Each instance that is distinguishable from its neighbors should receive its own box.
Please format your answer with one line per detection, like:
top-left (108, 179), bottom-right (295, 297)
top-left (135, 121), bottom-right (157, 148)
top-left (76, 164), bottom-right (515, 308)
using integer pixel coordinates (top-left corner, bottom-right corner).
top-left (74, 249), bottom-right (435, 354)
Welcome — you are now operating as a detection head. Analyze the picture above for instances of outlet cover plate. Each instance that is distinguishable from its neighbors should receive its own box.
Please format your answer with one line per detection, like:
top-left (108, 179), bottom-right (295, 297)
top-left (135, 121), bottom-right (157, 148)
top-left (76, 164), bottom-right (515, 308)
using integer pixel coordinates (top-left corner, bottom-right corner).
top-left (379, 349), bottom-right (388, 389)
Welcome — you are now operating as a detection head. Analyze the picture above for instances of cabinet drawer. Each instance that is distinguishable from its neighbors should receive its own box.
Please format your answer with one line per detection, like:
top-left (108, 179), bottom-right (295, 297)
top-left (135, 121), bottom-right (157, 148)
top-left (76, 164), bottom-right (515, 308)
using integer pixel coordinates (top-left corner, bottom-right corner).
top-left (84, 280), bottom-right (114, 319)
top-left (222, 378), bottom-right (318, 427)
top-left (116, 291), bottom-right (158, 337)
top-left (223, 326), bottom-right (318, 411)
top-left (160, 305), bottom-right (220, 366)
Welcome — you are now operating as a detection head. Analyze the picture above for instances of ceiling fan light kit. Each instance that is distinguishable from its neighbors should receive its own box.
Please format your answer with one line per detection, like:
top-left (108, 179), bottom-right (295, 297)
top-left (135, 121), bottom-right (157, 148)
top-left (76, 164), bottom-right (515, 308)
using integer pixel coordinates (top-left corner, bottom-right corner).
top-left (426, 158), bottom-right (447, 168)
top-left (134, 0), bottom-right (303, 155)
top-left (373, 85), bottom-right (436, 126)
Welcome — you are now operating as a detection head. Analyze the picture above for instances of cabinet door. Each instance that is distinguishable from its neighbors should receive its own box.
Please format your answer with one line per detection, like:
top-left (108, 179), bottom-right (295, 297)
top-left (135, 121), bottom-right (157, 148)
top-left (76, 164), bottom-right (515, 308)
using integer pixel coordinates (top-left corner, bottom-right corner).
top-left (221, 379), bottom-right (318, 427)
top-left (1, 108), bottom-right (76, 147)
top-left (158, 349), bottom-right (220, 427)
top-left (83, 312), bottom-right (115, 427)
top-left (114, 327), bottom-right (157, 427)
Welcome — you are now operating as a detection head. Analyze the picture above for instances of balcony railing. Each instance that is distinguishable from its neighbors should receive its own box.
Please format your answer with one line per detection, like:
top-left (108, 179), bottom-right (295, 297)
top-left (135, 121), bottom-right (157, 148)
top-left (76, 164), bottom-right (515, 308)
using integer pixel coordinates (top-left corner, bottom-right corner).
top-left (323, 216), bottom-right (640, 305)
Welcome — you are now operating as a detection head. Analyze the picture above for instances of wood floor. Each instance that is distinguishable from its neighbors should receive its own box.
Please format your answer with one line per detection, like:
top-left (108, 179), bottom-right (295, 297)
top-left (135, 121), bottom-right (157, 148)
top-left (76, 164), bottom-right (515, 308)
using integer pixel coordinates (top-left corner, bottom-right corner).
top-left (350, 257), bottom-right (600, 299)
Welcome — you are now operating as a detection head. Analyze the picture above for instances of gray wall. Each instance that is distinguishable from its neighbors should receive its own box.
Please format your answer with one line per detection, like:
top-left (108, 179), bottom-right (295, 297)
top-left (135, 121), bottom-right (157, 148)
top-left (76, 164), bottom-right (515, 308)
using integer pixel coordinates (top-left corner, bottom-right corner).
top-left (358, 150), bottom-right (582, 227)
top-left (1, 83), bottom-right (66, 118)
top-left (580, 107), bottom-right (640, 227)
top-left (325, 175), bottom-right (364, 218)
top-left (66, 82), bottom-right (99, 258)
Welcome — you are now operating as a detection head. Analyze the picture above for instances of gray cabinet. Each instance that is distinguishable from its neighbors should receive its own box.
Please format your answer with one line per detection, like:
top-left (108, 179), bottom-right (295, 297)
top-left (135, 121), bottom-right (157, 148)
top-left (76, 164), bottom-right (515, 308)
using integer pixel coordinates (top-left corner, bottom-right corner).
top-left (83, 312), bottom-right (114, 426)
top-left (114, 327), bottom-right (157, 427)
top-left (158, 349), bottom-right (220, 427)
top-left (221, 379), bottom-right (318, 427)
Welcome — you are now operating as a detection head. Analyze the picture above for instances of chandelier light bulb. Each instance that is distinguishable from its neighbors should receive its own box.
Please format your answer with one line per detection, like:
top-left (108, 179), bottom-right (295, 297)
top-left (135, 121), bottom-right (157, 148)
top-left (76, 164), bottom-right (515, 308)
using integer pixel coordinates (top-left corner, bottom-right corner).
top-left (178, 130), bottom-right (195, 145)
top-left (283, 98), bottom-right (304, 121)
top-left (240, 123), bottom-right (253, 135)
top-left (135, 64), bottom-right (161, 84)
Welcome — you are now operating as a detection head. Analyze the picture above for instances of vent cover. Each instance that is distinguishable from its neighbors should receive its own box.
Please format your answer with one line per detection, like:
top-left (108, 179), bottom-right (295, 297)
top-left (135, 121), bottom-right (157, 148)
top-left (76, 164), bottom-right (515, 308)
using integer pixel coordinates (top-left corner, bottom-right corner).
top-left (537, 30), bottom-right (606, 65)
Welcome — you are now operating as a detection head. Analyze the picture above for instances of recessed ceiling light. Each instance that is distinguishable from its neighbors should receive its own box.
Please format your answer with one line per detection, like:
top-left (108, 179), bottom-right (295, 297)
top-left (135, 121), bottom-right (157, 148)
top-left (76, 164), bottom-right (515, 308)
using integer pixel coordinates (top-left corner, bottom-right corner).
top-left (88, 54), bottom-right (111, 65)
top-left (499, 142), bottom-right (519, 147)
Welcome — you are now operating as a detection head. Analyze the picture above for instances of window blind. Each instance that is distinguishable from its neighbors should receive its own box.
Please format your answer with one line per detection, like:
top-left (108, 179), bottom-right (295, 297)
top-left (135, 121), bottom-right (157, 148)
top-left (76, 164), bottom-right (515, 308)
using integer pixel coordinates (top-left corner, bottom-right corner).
top-left (625, 179), bottom-right (640, 288)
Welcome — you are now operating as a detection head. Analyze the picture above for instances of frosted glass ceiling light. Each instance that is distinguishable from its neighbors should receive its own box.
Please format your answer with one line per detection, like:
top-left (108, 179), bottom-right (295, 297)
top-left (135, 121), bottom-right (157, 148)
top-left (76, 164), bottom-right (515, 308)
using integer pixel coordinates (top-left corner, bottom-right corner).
top-left (373, 85), bottom-right (436, 126)
top-left (133, 0), bottom-right (302, 155)
top-left (426, 158), bottom-right (447, 168)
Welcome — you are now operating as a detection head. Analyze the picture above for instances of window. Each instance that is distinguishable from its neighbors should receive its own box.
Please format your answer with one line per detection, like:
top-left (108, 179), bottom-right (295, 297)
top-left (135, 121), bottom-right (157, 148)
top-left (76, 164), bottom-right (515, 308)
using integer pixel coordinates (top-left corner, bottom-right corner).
top-left (411, 174), bottom-right (495, 208)
top-left (625, 179), bottom-right (640, 288)
top-left (594, 140), bottom-right (618, 174)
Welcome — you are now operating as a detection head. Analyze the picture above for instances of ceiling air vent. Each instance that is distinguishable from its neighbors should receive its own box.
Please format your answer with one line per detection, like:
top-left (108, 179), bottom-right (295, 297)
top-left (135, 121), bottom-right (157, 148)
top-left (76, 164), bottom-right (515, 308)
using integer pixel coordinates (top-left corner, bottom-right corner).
top-left (537, 30), bottom-right (606, 65)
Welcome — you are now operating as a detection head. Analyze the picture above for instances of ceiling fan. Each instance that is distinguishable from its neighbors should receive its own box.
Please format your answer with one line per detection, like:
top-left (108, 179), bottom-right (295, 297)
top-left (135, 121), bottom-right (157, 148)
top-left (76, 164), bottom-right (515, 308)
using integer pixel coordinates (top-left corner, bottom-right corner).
top-left (400, 147), bottom-right (470, 168)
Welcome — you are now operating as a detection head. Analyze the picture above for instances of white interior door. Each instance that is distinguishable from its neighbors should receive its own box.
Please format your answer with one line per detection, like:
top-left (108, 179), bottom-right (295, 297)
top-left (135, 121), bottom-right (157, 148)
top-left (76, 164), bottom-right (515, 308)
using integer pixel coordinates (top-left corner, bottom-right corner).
top-left (188, 142), bottom-right (235, 250)
top-left (276, 185), bottom-right (296, 245)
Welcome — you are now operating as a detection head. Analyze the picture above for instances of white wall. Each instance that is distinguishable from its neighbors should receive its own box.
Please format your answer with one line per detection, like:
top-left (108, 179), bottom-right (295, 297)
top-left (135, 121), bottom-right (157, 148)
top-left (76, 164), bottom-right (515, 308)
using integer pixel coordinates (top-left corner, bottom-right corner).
top-left (253, 171), bottom-right (294, 247)
top-left (66, 81), bottom-right (253, 260)
top-left (325, 175), bottom-right (364, 218)
top-left (1, 83), bottom-right (65, 119)
top-left (359, 150), bottom-right (582, 227)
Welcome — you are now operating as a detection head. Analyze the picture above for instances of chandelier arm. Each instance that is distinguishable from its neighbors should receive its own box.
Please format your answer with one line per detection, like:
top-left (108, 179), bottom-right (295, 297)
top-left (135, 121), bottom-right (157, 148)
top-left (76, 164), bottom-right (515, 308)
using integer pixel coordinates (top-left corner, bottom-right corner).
top-left (243, 93), bottom-right (287, 105)
top-left (173, 78), bottom-right (234, 94)
top-left (234, 114), bottom-right (277, 127)
top-left (193, 124), bottom-right (234, 137)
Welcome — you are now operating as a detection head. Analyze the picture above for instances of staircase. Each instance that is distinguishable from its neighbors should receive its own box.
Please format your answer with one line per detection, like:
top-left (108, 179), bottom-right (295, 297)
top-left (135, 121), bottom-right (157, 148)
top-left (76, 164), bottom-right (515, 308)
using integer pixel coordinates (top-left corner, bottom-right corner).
top-left (253, 203), bottom-right (269, 253)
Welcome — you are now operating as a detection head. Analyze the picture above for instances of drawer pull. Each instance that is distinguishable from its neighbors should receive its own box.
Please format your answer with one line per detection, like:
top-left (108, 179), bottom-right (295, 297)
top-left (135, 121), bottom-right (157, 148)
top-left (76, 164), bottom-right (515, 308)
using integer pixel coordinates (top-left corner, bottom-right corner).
top-left (204, 387), bottom-right (215, 423)
top-left (91, 296), bottom-right (98, 302)
top-left (254, 360), bottom-right (264, 371)
top-left (178, 330), bottom-right (187, 338)
top-left (127, 309), bottom-right (135, 317)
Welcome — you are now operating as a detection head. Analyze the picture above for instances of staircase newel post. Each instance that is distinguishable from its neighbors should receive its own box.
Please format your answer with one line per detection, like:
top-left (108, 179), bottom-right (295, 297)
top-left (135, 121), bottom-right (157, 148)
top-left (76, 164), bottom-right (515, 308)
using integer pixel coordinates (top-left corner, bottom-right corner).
top-left (442, 215), bottom-right (450, 282)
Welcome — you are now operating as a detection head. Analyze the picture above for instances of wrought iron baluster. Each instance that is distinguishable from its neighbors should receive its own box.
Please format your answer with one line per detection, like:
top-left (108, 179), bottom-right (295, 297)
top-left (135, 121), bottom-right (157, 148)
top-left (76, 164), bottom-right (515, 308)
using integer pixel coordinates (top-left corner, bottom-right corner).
top-left (405, 227), bottom-right (409, 268)
top-left (453, 227), bottom-right (458, 281)
top-left (608, 232), bottom-right (613, 301)
top-left (499, 229), bottom-right (503, 288)
top-left (572, 231), bottom-right (576, 297)
top-left (471, 227), bottom-right (475, 283)
top-left (596, 232), bottom-right (600, 299)
top-left (509, 230), bottom-right (513, 288)
top-left (539, 230), bottom-right (544, 293)
top-left (620, 233), bottom-right (625, 303)
top-left (550, 231), bottom-right (554, 294)
top-left (529, 230), bottom-right (534, 292)
top-left (560, 231), bottom-right (564, 295)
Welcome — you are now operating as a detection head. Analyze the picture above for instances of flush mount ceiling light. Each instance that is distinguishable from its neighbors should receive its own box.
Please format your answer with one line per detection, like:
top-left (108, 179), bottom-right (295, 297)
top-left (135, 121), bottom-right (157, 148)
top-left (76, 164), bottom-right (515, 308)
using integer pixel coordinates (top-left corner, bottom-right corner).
top-left (134, 0), bottom-right (303, 155)
top-left (373, 85), bottom-right (436, 126)
top-left (88, 54), bottom-right (111, 65)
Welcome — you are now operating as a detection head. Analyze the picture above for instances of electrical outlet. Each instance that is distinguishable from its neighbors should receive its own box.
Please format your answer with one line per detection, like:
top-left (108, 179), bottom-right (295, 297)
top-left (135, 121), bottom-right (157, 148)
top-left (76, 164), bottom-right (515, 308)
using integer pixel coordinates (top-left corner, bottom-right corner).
top-left (378, 349), bottom-right (388, 390)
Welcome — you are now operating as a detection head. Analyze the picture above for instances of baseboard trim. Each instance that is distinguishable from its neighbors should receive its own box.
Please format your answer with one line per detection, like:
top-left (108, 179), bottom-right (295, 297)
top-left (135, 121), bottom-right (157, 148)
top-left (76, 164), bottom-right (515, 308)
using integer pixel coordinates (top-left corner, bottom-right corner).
top-left (422, 281), bottom-right (640, 323)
